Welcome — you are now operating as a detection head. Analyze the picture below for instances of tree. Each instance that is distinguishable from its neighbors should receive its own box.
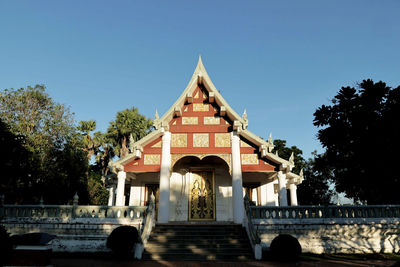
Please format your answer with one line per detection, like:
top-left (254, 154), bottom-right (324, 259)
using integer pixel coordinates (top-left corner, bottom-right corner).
top-left (0, 85), bottom-right (88, 204)
top-left (298, 152), bottom-right (334, 205)
top-left (314, 79), bottom-right (400, 204)
top-left (107, 107), bottom-right (153, 158)
top-left (77, 120), bottom-right (99, 160)
top-left (0, 119), bottom-right (32, 203)
top-left (272, 139), bottom-right (332, 205)
top-left (272, 139), bottom-right (306, 174)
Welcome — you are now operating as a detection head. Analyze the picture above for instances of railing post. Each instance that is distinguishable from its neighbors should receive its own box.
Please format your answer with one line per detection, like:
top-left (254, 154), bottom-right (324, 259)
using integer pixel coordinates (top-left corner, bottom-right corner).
top-left (72, 192), bottom-right (79, 218)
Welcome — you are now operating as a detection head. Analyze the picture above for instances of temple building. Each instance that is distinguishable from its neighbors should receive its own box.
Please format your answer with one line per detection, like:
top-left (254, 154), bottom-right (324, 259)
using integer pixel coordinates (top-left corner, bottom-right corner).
top-left (108, 57), bottom-right (303, 224)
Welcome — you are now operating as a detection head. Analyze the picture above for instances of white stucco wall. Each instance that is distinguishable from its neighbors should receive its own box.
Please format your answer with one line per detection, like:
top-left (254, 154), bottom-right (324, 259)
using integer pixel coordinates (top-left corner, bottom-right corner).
top-left (255, 218), bottom-right (400, 254)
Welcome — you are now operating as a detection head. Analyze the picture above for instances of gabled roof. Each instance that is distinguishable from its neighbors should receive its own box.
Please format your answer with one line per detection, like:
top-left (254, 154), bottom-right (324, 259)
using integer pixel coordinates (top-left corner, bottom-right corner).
top-left (110, 57), bottom-right (297, 173)
top-left (156, 56), bottom-right (247, 130)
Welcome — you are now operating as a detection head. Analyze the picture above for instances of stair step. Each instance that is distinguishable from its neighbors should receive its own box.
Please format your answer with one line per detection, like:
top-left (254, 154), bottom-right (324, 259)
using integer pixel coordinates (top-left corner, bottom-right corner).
top-left (142, 253), bottom-right (253, 261)
top-left (145, 242), bottom-right (249, 248)
top-left (143, 224), bottom-right (253, 261)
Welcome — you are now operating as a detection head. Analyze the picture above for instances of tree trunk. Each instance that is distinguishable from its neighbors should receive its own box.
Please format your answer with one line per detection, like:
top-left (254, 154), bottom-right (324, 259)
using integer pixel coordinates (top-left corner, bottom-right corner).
top-left (120, 136), bottom-right (129, 158)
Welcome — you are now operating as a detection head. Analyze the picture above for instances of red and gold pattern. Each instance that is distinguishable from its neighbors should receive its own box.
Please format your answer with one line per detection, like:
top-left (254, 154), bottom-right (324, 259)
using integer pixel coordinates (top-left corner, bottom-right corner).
top-left (123, 85), bottom-right (277, 173)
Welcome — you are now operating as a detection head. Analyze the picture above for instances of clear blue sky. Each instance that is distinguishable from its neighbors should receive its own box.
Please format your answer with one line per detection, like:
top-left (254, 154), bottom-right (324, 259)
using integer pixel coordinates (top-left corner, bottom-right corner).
top-left (1, 0), bottom-right (399, 159)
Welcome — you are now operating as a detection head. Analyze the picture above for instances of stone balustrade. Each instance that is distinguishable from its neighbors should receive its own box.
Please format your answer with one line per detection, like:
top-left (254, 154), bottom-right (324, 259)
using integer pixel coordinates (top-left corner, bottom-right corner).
top-left (250, 205), bottom-right (400, 254)
top-left (250, 205), bottom-right (400, 220)
top-left (1, 205), bottom-right (147, 220)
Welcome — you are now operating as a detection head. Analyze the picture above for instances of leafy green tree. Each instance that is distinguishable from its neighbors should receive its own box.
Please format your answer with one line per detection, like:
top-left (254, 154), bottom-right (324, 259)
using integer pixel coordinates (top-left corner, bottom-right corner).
top-left (272, 139), bottom-right (306, 174)
top-left (107, 107), bottom-right (153, 158)
top-left (93, 131), bottom-right (115, 177)
top-left (0, 119), bottom-right (32, 203)
top-left (0, 85), bottom-right (74, 154)
top-left (77, 120), bottom-right (111, 204)
top-left (87, 170), bottom-right (109, 205)
top-left (77, 120), bottom-right (99, 160)
top-left (298, 152), bottom-right (334, 205)
top-left (314, 79), bottom-right (400, 204)
top-left (0, 85), bottom-right (88, 204)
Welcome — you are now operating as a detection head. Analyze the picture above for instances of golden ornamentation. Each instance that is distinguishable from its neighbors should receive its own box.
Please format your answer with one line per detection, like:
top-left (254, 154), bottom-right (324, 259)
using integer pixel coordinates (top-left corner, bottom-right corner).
top-left (171, 133), bottom-right (187, 147)
top-left (215, 133), bottom-right (231, 147)
top-left (193, 133), bottom-right (209, 147)
top-left (182, 117), bottom-right (198, 125)
top-left (151, 141), bottom-right (162, 148)
top-left (240, 140), bottom-right (252, 147)
top-left (193, 103), bottom-right (209, 112)
top-left (189, 171), bottom-right (215, 220)
top-left (144, 154), bottom-right (161, 165)
top-left (204, 116), bottom-right (220, 125)
top-left (171, 153), bottom-right (231, 173)
top-left (194, 91), bottom-right (200, 99)
top-left (241, 154), bottom-right (259, 165)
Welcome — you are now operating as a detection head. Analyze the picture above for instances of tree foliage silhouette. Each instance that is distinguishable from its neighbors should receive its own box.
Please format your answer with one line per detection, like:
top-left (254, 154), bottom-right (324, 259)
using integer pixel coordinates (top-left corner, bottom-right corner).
top-left (314, 79), bottom-right (400, 204)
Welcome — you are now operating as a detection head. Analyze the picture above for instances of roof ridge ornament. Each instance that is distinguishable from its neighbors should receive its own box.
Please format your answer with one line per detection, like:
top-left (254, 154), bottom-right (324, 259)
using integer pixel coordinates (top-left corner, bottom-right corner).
top-left (299, 168), bottom-right (304, 182)
top-left (289, 152), bottom-right (295, 165)
top-left (242, 109), bottom-right (248, 130)
top-left (153, 109), bottom-right (160, 130)
top-left (267, 132), bottom-right (274, 152)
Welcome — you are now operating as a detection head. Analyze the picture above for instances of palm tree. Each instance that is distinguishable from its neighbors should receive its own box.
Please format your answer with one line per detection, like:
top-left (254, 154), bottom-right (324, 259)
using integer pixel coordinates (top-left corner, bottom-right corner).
top-left (107, 107), bottom-right (153, 158)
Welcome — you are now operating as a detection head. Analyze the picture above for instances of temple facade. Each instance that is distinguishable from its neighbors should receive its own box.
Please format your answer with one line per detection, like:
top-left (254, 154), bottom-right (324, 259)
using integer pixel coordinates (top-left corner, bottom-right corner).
top-left (108, 57), bottom-right (303, 224)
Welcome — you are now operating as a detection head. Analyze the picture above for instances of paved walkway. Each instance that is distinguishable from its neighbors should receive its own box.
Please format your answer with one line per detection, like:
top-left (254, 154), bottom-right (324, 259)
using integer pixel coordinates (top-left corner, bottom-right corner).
top-left (51, 258), bottom-right (398, 267)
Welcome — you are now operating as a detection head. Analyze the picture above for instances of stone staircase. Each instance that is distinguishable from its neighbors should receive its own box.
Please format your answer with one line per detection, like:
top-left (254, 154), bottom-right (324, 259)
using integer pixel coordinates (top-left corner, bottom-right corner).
top-left (142, 224), bottom-right (254, 261)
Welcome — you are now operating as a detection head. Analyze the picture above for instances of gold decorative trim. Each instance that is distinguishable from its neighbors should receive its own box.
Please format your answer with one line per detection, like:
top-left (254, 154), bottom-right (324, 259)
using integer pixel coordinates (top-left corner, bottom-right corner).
top-left (240, 140), bottom-right (252, 147)
top-left (151, 141), bottom-right (162, 148)
top-left (144, 154), bottom-right (161, 165)
top-left (171, 153), bottom-right (231, 173)
top-left (182, 117), bottom-right (198, 125)
top-left (171, 133), bottom-right (187, 147)
top-left (215, 133), bottom-right (231, 147)
top-left (204, 116), bottom-right (220, 125)
top-left (241, 154), bottom-right (259, 165)
top-left (193, 103), bottom-right (209, 112)
top-left (193, 133), bottom-right (209, 147)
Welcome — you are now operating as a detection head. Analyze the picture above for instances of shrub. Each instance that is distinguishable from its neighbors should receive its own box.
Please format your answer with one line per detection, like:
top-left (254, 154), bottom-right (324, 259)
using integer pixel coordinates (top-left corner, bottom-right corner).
top-left (269, 234), bottom-right (301, 261)
top-left (106, 226), bottom-right (140, 258)
top-left (0, 225), bottom-right (13, 265)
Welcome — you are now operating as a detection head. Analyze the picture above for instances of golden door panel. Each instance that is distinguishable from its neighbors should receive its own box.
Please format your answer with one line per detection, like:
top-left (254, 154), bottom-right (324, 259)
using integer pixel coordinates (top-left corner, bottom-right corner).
top-left (189, 171), bottom-right (215, 221)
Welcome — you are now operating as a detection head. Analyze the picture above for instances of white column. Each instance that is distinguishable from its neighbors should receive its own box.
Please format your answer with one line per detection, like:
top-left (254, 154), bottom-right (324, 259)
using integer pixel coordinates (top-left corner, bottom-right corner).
top-left (108, 183), bottom-right (116, 206)
top-left (129, 185), bottom-right (141, 206)
top-left (158, 131), bottom-right (171, 223)
top-left (251, 188), bottom-right (258, 204)
top-left (289, 183), bottom-right (298, 206)
top-left (277, 171), bottom-right (288, 206)
top-left (231, 131), bottom-right (245, 224)
top-left (116, 171), bottom-right (126, 206)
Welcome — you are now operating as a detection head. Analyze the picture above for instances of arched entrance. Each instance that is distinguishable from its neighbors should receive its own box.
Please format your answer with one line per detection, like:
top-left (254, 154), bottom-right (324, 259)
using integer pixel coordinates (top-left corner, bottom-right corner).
top-left (170, 155), bottom-right (232, 222)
